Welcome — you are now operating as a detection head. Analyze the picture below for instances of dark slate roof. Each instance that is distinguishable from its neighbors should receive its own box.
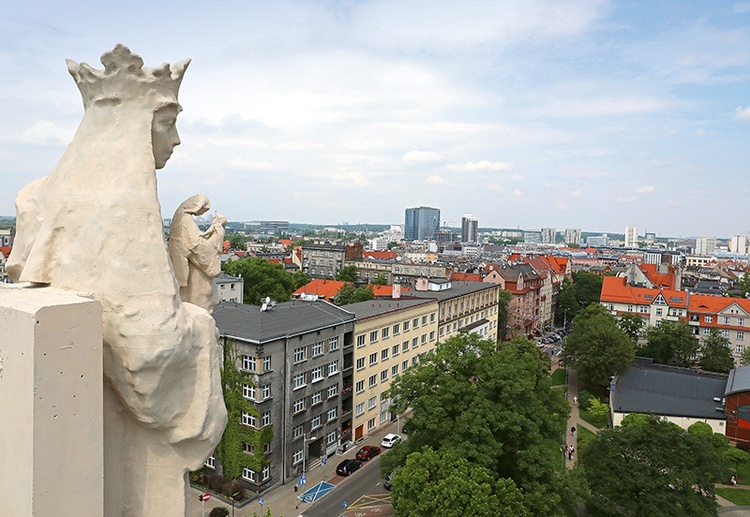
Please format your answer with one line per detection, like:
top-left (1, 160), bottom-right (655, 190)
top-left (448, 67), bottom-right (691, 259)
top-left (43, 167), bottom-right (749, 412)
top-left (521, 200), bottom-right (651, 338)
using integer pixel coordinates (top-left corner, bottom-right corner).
top-left (725, 366), bottom-right (750, 397)
top-left (611, 363), bottom-right (728, 420)
top-left (213, 300), bottom-right (355, 343)
top-left (345, 298), bottom-right (437, 321)
top-left (408, 281), bottom-right (497, 302)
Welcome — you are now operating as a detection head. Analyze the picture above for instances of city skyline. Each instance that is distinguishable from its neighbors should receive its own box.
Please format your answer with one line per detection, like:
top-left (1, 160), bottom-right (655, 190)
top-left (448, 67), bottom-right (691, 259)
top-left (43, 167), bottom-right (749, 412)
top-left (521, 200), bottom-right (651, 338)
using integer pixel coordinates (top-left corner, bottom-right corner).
top-left (1, 2), bottom-right (749, 237)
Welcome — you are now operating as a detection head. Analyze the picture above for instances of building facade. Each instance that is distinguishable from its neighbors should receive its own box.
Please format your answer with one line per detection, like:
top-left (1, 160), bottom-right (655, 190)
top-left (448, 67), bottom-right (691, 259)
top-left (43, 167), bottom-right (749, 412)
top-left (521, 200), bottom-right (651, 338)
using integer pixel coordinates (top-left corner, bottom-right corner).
top-left (695, 237), bottom-right (717, 257)
top-left (404, 206), bottom-right (441, 242)
top-left (213, 273), bottom-right (244, 303)
top-left (541, 227), bottom-right (556, 245)
top-left (301, 243), bottom-right (347, 279)
top-left (461, 214), bottom-right (478, 243)
top-left (564, 228), bottom-right (581, 246)
top-left (625, 226), bottom-right (638, 248)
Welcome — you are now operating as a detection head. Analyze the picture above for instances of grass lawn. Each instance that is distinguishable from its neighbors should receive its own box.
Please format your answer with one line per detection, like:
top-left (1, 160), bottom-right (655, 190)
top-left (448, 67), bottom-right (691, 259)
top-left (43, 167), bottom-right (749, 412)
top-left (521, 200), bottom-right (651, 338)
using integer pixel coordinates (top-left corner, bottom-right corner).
top-left (576, 426), bottom-right (596, 451)
top-left (717, 488), bottom-right (750, 505)
top-left (550, 368), bottom-right (567, 386)
top-left (736, 461), bottom-right (750, 485)
top-left (579, 408), bottom-right (608, 429)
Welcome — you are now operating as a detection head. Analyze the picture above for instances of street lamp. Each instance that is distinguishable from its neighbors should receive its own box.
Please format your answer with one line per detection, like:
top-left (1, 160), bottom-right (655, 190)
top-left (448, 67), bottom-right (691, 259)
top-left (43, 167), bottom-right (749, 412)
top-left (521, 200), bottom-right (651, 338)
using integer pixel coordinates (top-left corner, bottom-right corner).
top-left (563, 308), bottom-right (568, 330)
top-left (302, 433), bottom-right (318, 474)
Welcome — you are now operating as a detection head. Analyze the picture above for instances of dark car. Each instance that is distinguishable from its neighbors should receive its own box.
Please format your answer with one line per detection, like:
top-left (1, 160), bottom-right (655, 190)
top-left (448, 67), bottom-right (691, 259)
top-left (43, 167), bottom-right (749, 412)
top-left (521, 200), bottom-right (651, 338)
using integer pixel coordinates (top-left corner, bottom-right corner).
top-left (355, 445), bottom-right (382, 461)
top-left (383, 471), bottom-right (395, 490)
top-left (336, 458), bottom-right (362, 476)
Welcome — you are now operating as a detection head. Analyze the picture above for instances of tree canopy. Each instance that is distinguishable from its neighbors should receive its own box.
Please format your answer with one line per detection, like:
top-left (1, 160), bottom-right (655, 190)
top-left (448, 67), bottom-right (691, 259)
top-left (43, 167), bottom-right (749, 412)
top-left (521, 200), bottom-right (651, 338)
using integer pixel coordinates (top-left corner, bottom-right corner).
top-left (335, 264), bottom-right (358, 282)
top-left (580, 414), bottom-right (726, 517)
top-left (226, 233), bottom-right (247, 251)
top-left (497, 289), bottom-right (513, 342)
top-left (617, 313), bottom-right (644, 342)
top-left (571, 271), bottom-right (604, 308)
top-left (641, 321), bottom-right (699, 368)
top-left (332, 284), bottom-right (375, 305)
top-left (223, 257), bottom-right (296, 305)
top-left (562, 304), bottom-right (635, 387)
top-left (699, 329), bottom-right (735, 373)
top-left (555, 277), bottom-right (578, 326)
top-left (384, 334), bottom-right (569, 515)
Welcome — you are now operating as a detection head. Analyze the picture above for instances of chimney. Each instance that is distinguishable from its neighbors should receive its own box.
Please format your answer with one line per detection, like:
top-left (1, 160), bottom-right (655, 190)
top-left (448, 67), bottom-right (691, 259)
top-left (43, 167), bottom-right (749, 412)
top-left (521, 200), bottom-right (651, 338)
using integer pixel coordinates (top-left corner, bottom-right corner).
top-left (392, 284), bottom-right (401, 299)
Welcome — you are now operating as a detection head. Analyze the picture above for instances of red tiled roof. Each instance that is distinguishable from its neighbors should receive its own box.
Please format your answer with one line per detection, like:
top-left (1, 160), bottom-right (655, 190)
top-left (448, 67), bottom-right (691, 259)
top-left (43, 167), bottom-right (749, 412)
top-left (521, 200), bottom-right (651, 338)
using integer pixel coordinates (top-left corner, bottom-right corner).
top-left (363, 250), bottom-right (398, 260)
top-left (293, 279), bottom-right (348, 301)
top-left (450, 272), bottom-right (483, 282)
top-left (0, 246), bottom-right (11, 258)
top-left (369, 284), bottom-right (411, 297)
top-left (600, 276), bottom-right (688, 308)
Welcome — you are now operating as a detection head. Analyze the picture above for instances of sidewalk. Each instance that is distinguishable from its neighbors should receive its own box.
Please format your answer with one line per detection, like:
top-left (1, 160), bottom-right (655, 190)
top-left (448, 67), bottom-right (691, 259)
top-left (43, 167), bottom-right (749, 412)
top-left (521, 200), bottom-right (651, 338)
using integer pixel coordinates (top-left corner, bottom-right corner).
top-left (191, 418), bottom-right (403, 517)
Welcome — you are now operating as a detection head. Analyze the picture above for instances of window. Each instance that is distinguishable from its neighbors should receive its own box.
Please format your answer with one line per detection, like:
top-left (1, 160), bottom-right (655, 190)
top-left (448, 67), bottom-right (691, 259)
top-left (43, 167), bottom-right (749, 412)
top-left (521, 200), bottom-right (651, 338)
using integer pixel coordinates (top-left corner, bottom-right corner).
top-left (311, 415), bottom-right (321, 429)
top-left (243, 442), bottom-right (254, 454)
top-left (703, 328), bottom-right (711, 335)
top-left (243, 383), bottom-right (255, 401)
top-left (327, 407), bottom-right (337, 421)
top-left (392, 364), bottom-right (399, 377)
top-left (293, 373), bottom-right (306, 390)
top-left (292, 449), bottom-right (303, 465)
top-left (393, 323), bottom-right (401, 335)
top-left (380, 412), bottom-right (389, 423)
top-left (327, 431), bottom-right (337, 444)
top-left (402, 341), bottom-right (409, 352)
top-left (262, 465), bottom-right (270, 481)
top-left (261, 411), bottom-right (271, 427)
top-left (382, 327), bottom-right (390, 339)
top-left (311, 366), bottom-right (324, 383)
top-left (403, 320), bottom-right (410, 331)
top-left (725, 317), bottom-right (732, 325)
top-left (242, 468), bottom-right (256, 482)
top-left (412, 337), bottom-right (418, 348)
top-left (430, 313), bottom-right (436, 322)
top-left (368, 396), bottom-right (377, 410)
top-left (422, 315), bottom-right (428, 325)
top-left (421, 334), bottom-right (427, 344)
top-left (293, 399), bottom-right (305, 414)
top-left (241, 411), bottom-right (256, 427)
top-left (381, 348), bottom-right (389, 361)
top-left (705, 316), bottom-right (713, 323)
top-left (327, 384), bottom-right (338, 398)
top-left (739, 331), bottom-right (745, 341)
top-left (242, 355), bottom-right (256, 372)
top-left (723, 330), bottom-right (730, 338)
top-left (369, 374), bottom-right (377, 387)
top-left (264, 442), bottom-right (271, 454)
top-left (413, 318), bottom-right (419, 328)
top-left (205, 454), bottom-right (216, 469)
top-left (357, 335), bottom-right (366, 347)
top-left (740, 318), bottom-right (746, 327)
top-left (656, 308), bottom-right (663, 316)
top-left (737, 345), bottom-right (744, 354)
top-left (402, 360), bottom-right (408, 371)
top-left (355, 380), bottom-right (365, 393)
top-left (355, 402), bottom-right (365, 416)
top-left (292, 424), bottom-right (303, 440)
top-left (381, 369), bottom-right (388, 382)
top-left (367, 418), bottom-right (376, 430)
top-left (329, 337), bottom-right (339, 351)
top-left (356, 357), bottom-right (365, 370)
top-left (312, 342), bottom-right (323, 357)
top-left (412, 356), bottom-right (418, 366)
top-left (263, 356), bottom-right (272, 372)
top-left (293, 347), bottom-right (306, 364)
top-left (429, 331), bottom-right (435, 341)
top-left (369, 352), bottom-right (378, 365)
top-left (328, 361), bottom-right (339, 376)
top-left (392, 345), bottom-right (400, 356)
top-left (369, 331), bottom-right (379, 343)
top-left (261, 384), bottom-right (271, 400)
top-left (627, 305), bottom-right (633, 312)
top-left (311, 391), bottom-right (322, 406)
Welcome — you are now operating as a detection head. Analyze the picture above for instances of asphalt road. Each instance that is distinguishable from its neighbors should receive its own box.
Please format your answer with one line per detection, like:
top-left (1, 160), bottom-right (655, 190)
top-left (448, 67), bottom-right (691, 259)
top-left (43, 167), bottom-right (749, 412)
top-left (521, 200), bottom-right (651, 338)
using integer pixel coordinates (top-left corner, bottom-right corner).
top-left (302, 455), bottom-right (389, 517)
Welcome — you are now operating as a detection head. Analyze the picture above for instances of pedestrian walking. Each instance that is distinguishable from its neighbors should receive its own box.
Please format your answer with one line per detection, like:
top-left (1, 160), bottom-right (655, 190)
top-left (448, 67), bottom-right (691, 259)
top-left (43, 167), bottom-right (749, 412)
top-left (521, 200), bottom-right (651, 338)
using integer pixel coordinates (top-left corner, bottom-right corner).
top-left (573, 395), bottom-right (578, 405)
top-left (732, 475), bottom-right (738, 487)
top-left (571, 426), bottom-right (576, 435)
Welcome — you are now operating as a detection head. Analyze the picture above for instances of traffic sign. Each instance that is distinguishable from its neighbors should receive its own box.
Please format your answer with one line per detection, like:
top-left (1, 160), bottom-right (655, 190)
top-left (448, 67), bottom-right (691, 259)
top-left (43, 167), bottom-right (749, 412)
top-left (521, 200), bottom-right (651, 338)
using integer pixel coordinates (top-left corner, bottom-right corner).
top-left (301, 473), bottom-right (307, 483)
top-left (199, 493), bottom-right (211, 502)
top-left (258, 497), bottom-right (265, 506)
top-left (322, 457), bottom-right (327, 466)
top-left (343, 500), bottom-right (348, 509)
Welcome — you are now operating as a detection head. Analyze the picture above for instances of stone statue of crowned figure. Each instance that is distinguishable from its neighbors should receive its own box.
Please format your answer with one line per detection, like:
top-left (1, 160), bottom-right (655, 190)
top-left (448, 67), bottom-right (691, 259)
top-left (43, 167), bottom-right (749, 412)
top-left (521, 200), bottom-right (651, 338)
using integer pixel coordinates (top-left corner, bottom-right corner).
top-left (7, 45), bottom-right (228, 516)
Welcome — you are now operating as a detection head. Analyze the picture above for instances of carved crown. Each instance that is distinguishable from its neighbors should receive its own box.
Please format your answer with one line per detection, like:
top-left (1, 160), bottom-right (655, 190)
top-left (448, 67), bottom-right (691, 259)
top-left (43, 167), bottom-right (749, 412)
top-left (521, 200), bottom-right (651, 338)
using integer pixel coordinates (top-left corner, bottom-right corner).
top-left (66, 44), bottom-right (190, 108)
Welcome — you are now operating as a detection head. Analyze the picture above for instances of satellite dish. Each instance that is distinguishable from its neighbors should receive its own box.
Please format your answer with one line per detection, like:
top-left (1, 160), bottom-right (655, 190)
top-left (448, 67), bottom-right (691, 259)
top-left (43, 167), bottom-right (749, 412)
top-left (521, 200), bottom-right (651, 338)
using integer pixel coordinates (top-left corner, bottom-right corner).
top-left (265, 296), bottom-right (271, 304)
top-left (260, 302), bottom-right (268, 312)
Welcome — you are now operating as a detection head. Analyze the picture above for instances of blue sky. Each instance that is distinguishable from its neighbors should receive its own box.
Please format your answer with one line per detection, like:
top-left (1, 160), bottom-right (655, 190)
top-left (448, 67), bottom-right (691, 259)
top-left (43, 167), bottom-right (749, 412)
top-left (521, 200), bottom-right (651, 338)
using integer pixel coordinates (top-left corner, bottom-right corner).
top-left (1, 1), bottom-right (749, 238)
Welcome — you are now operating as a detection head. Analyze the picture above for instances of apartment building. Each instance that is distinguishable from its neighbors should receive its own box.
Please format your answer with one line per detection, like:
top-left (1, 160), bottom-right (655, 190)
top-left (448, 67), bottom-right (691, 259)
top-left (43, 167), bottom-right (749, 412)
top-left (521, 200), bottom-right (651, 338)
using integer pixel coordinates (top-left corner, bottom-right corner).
top-left (541, 228), bottom-right (556, 245)
top-left (564, 228), bottom-right (582, 246)
top-left (212, 300), bottom-right (355, 491)
top-left (301, 243), bottom-right (347, 279)
top-left (346, 298), bottom-right (440, 441)
top-left (213, 273), bottom-right (244, 303)
top-left (625, 226), bottom-right (638, 248)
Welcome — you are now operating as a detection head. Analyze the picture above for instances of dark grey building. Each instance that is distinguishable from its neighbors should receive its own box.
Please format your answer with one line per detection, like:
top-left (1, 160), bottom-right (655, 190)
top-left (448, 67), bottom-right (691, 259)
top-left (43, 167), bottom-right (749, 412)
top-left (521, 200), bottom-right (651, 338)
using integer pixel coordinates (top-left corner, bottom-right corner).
top-left (461, 214), bottom-right (478, 243)
top-left (213, 300), bottom-right (355, 491)
top-left (404, 206), bottom-right (440, 241)
top-left (301, 243), bottom-right (347, 279)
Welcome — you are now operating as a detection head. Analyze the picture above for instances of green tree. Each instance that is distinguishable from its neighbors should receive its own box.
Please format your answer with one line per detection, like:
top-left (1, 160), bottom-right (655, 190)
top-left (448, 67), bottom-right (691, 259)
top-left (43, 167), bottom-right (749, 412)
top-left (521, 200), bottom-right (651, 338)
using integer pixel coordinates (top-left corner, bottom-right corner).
top-left (572, 271), bottom-right (604, 308)
top-left (497, 289), bottom-right (513, 342)
top-left (332, 284), bottom-right (375, 305)
top-left (642, 321), bottom-right (699, 368)
top-left (223, 257), bottom-right (296, 305)
top-left (618, 313), bottom-right (644, 342)
top-left (555, 277), bottom-right (578, 326)
top-left (738, 272), bottom-right (750, 298)
top-left (227, 233), bottom-right (246, 251)
top-left (391, 447), bottom-right (528, 517)
top-left (387, 241), bottom-right (399, 250)
top-left (213, 339), bottom-right (272, 480)
top-left (291, 270), bottom-right (311, 290)
top-left (581, 414), bottom-right (726, 516)
top-left (742, 346), bottom-right (750, 367)
top-left (562, 304), bottom-right (635, 388)
top-left (700, 329), bottom-right (735, 373)
top-left (371, 273), bottom-right (388, 285)
top-left (335, 264), bottom-right (358, 282)
top-left (385, 334), bottom-right (569, 515)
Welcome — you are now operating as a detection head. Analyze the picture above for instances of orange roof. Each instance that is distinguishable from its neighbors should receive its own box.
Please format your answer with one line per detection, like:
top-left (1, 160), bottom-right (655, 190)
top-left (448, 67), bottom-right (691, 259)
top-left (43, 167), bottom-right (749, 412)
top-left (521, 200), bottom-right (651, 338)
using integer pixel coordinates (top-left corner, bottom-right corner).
top-left (278, 239), bottom-right (292, 246)
top-left (0, 246), bottom-right (11, 258)
top-left (689, 295), bottom-right (750, 315)
top-left (368, 284), bottom-right (411, 297)
top-left (450, 272), bottom-right (483, 282)
top-left (293, 279), bottom-right (347, 301)
top-left (639, 263), bottom-right (677, 290)
top-left (363, 250), bottom-right (398, 260)
top-left (600, 276), bottom-right (688, 308)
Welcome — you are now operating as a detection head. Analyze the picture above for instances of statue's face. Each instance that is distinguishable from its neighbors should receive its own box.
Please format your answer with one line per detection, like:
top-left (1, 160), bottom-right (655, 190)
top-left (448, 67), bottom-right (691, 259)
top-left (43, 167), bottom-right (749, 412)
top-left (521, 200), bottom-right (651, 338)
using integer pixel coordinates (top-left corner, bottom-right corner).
top-left (152, 104), bottom-right (181, 169)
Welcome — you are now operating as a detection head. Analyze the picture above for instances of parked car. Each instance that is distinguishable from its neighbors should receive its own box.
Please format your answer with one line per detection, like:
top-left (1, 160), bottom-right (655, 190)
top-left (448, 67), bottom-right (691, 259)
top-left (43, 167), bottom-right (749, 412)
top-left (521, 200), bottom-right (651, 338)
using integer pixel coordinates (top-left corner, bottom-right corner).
top-left (336, 458), bottom-right (362, 476)
top-left (381, 433), bottom-right (402, 448)
top-left (355, 445), bottom-right (382, 461)
top-left (383, 471), bottom-right (395, 490)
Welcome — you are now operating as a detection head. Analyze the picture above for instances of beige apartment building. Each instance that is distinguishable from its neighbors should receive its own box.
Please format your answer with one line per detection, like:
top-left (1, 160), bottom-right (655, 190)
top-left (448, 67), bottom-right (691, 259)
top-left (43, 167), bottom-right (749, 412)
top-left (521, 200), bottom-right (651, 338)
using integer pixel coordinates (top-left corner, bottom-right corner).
top-left (345, 298), bottom-right (440, 441)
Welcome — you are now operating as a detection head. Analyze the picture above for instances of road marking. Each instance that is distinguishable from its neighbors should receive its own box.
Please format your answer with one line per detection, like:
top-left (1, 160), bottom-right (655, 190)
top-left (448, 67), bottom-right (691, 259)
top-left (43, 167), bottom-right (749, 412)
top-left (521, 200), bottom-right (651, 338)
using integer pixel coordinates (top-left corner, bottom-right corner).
top-left (349, 494), bottom-right (391, 508)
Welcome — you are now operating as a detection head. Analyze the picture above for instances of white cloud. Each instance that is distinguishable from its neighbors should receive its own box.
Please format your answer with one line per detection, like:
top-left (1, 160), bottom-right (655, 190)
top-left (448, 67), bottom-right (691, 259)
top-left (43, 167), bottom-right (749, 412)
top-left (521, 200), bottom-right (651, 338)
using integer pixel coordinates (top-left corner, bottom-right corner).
top-left (403, 150), bottom-right (443, 164)
top-left (513, 189), bottom-right (523, 197)
top-left (14, 120), bottom-right (75, 145)
top-left (569, 190), bottom-right (583, 197)
top-left (231, 159), bottom-right (274, 170)
top-left (447, 160), bottom-right (513, 173)
top-left (618, 196), bottom-right (636, 203)
top-left (636, 185), bottom-right (654, 193)
top-left (735, 107), bottom-right (750, 120)
top-left (308, 171), bottom-right (370, 188)
top-left (426, 175), bottom-right (447, 185)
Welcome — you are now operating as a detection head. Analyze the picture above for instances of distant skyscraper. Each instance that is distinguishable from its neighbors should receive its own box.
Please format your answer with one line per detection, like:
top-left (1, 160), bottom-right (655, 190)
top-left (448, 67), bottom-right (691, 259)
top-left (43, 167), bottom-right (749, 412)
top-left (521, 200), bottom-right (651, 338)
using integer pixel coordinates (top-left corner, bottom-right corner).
top-left (587, 234), bottom-right (609, 247)
top-left (404, 206), bottom-right (440, 241)
top-left (461, 214), bottom-right (478, 243)
top-left (695, 237), bottom-right (717, 257)
top-left (730, 235), bottom-right (748, 255)
top-left (564, 228), bottom-right (581, 246)
top-left (541, 228), bottom-right (556, 244)
top-left (625, 226), bottom-right (638, 248)
top-left (524, 231), bottom-right (542, 244)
